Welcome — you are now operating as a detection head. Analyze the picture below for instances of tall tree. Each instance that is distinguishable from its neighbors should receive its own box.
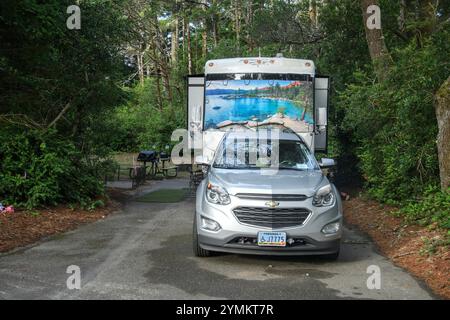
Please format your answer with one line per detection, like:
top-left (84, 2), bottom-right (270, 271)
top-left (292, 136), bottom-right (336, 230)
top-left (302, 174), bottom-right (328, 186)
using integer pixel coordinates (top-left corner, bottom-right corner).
top-left (233, 0), bottom-right (242, 50)
top-left (186, 16), bottom-right (193, 74)
top-left (201, 0), bottom-right (208, 58)
top-left (435, 77), bottom-right (450, 190)
top-left (361, 0), bottom-right (393, 81)
top-left (309, 0), bottom-right (318, 26)
top-left (171, 14), bottom-right (179, 64)
top-left (211, 0), bottom-right (219, 48)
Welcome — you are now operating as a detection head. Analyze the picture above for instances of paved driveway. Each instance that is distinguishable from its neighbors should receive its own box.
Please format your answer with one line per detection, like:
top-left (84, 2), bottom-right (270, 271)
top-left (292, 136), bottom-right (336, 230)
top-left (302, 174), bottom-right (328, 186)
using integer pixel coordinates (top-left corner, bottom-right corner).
top-left (0, 180), bottom-right (434, 299)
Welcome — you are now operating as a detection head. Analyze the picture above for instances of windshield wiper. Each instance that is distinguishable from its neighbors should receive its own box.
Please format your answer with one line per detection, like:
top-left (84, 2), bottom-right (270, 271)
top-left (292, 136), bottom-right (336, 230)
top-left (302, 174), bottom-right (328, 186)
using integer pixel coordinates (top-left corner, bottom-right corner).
top-left (277, 167), bottom-right (309, 171)
top-left (213, 164), bottom-right (259, 169)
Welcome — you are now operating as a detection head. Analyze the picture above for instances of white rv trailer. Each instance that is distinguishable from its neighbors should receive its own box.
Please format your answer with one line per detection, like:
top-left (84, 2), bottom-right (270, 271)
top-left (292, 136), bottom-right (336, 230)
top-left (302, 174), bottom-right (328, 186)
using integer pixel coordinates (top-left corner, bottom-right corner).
top-left (187, 56), bottom-right (330, 163)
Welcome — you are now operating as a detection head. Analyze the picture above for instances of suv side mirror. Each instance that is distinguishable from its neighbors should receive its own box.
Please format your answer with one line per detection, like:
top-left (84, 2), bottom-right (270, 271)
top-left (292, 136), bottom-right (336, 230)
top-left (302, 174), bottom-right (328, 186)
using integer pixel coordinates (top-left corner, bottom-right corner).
top-left (318, 158), bottom-right (336, 168)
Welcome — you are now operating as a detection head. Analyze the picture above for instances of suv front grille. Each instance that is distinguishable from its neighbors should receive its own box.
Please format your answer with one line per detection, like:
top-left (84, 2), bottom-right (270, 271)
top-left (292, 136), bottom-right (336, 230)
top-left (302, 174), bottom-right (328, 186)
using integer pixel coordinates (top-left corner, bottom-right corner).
top-left (232, 207), bottom-right (310, 229)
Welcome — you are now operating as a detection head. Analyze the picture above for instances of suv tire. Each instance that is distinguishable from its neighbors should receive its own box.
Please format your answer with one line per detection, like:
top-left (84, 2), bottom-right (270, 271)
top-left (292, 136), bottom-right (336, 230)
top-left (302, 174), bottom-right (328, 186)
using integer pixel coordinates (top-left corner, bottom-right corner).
top-left (193, 215), bottom-right (213, 257)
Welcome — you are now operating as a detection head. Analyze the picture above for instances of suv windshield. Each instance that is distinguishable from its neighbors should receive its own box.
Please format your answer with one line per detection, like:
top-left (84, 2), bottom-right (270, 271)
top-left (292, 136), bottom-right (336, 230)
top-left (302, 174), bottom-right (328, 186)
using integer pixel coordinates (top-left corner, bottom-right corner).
top-left (213, 138), bottom-right (319, 171)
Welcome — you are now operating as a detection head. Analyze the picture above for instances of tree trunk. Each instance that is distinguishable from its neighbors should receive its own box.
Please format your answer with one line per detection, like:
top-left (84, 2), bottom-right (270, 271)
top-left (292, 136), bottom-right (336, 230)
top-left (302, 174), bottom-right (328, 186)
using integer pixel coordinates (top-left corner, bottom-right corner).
top-left (71, 104), bottom-right (83, 138)
top-left (434, 76), bottom-right (450, 191)
top-left (171, 17), bottom-right (178, 64)
top-left (309, 0), bottom-right (318, 26)
top-left (186, 17), bottom-right (193, 74)
top-left (202, 0), bottom-right (208, 58)
top-left (245, 0), bottom-right (254, 50)
top-left (234, 0), bottom-right (241, 50)
top-left (361, 0), bottom-right (393, 81)
top-left (137, 52), bottom-right (144, 85)
top-left (150, 14), bottom-right (173, 103)
top-left (212, 0), bottom-right (219, 48)
top-left (202, 26), bottom-right (207, 58)
top-left (155, 70), bottom-right (163, 111)
top-left (160, 66), bottom-right (173, 103)
top-left (181, 17), bottom-right (186, 53)
top-left (398, 0), bottom-right (406, 32)
top-left (149, 39), bottom-right (163, 110)
top-left (212, 18), bottom-right (218, 48)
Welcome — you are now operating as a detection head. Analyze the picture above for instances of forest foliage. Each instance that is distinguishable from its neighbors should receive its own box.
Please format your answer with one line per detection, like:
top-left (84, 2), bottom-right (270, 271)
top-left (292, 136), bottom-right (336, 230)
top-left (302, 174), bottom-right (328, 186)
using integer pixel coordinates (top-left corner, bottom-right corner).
top-left (0, 0), bottom-right (449, 228)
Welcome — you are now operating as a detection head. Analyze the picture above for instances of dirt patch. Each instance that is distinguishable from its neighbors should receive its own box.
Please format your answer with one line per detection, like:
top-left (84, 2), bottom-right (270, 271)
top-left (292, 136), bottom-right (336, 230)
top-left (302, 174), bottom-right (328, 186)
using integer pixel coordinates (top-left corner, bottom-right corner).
top-left (0, 194), bottom-right (122, 254)
top-left (343, 196), bottom-right (450, 299)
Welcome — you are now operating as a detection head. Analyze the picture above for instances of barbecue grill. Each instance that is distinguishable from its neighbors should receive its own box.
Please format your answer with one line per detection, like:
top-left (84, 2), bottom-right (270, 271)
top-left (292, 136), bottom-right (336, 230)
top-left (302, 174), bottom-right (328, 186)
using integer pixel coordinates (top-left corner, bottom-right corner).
top-left (159, 151), bottom-right (169, 160)
top-left (137, 150), bottom-right (158, 166)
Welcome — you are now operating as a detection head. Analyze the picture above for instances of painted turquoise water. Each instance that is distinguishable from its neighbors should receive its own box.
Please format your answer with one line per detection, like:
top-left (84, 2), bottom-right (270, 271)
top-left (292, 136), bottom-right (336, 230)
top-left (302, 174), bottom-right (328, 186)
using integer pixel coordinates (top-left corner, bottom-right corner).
top-left (204, 95), bottom-right (314, 129)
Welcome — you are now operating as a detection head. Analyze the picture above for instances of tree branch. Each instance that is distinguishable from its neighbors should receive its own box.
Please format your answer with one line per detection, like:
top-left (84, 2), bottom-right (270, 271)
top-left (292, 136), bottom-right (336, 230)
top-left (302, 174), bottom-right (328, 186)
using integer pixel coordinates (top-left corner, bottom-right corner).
top-left (0, 114), bottom-right (44, 129)
top-left (181, 0), bottom-right (210, 8)
top-left (47, 101), bottom-right (72, 128)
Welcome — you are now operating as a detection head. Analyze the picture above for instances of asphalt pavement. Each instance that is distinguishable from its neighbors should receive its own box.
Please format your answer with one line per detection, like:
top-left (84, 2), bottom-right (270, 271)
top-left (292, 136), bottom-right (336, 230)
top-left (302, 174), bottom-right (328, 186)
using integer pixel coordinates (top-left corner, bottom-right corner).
top-left (0, 179), bottom-right (435, 300)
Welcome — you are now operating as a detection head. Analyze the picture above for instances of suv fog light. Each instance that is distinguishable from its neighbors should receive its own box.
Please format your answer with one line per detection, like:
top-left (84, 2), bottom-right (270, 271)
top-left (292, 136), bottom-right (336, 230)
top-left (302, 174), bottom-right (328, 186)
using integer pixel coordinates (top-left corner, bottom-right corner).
top-left (200, 216), bottom-right (221, 232)
top-left (321, 222), bottom-right (340, 234)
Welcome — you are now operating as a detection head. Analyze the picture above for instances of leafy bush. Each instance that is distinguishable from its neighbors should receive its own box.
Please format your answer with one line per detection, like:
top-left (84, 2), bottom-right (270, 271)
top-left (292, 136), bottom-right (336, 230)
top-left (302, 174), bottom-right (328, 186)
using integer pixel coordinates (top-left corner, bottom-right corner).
top-left (109, 78), bottom-right (185, 152)
top-left (0, 128), bottom-right (107, 209)
top-left (397, 186), bottom-right (450, 230)
top-left (338, 27), bottom-right (449, 204)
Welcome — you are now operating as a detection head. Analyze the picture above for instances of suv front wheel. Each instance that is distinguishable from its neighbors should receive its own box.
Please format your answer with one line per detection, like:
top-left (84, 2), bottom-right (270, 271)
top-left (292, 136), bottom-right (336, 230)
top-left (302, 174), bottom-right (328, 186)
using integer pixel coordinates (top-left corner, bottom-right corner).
top-left (320, 247), bottom-right (340, 261)
top-left (193, 215), bottom-right (213, 257)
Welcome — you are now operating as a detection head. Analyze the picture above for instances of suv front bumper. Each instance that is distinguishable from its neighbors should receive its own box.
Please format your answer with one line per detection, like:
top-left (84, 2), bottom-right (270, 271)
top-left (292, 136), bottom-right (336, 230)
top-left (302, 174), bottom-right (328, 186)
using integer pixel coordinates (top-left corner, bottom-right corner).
top-left (198, 234), bottom-right (340, 256)
top-left (196, 181), bottom-right (343, 256)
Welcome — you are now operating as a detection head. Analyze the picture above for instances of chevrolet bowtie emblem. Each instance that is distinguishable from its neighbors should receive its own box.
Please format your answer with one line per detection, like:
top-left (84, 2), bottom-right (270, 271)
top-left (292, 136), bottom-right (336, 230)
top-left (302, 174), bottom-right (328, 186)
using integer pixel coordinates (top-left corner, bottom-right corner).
top-left (265, 200), bottom-right (280, 208)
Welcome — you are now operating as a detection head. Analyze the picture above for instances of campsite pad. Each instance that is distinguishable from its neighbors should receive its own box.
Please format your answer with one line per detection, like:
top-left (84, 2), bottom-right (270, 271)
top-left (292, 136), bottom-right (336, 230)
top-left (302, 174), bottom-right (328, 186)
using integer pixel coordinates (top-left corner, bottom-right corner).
top-left (136, 188), bottom-right (189, 203)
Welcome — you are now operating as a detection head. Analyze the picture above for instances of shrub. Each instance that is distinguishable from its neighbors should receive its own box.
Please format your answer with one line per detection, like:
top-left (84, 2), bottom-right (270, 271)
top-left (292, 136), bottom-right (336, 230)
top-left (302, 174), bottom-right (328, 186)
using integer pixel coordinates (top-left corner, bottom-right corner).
top-left (397, 186), bottom-right (450, 230)
top-left (0, 128), bottom-right (107, 209)
top-left (110, 78), bottom-right (185, 152)
top-left (338, 29), bottom-right (449, 204)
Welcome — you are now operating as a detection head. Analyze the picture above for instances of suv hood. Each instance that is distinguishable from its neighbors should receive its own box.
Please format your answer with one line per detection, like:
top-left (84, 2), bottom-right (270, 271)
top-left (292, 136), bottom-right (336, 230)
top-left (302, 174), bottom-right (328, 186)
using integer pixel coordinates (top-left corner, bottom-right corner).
top-left (210, 169), bottom-right (325, 197)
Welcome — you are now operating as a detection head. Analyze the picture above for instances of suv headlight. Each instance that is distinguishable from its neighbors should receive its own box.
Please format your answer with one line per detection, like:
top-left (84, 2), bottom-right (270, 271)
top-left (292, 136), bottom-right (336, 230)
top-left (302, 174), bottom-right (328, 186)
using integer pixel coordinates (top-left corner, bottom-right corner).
top-left (313, 184), bottom-right (335, 207)
top-left (206, 183), bottom-right (231, 205)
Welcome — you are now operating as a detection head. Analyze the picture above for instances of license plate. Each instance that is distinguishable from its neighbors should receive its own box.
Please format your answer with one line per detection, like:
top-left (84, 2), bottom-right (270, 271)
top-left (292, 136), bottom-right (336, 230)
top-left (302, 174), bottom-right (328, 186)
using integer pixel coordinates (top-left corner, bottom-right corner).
top-left (257, 232), bottom-right (286, 247)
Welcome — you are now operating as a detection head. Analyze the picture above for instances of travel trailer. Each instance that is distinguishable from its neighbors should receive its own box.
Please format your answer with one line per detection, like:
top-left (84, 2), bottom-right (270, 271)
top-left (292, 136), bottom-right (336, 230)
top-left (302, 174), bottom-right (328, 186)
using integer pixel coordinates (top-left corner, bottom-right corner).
top-left (188, 56), bottom-right (341, 258)
top-left (187, 55), bottom-right (330, 159)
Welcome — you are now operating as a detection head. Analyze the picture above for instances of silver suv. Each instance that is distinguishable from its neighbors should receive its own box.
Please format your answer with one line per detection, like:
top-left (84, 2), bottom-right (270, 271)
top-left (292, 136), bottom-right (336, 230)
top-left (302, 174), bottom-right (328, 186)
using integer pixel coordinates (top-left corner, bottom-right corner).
top-left (193, 130), bottom-right (342, 259)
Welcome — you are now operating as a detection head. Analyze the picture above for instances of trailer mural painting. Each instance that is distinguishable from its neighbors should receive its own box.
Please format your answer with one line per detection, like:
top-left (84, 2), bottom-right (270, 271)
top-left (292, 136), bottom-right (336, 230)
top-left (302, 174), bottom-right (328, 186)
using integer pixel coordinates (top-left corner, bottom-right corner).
top-left (204, 79), bottom-right (314, 132)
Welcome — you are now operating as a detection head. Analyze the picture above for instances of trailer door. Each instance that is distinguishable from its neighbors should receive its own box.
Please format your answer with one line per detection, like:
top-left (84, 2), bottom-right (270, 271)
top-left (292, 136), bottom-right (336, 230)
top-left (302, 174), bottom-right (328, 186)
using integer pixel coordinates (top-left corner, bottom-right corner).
top-left (314, 76), bottom-right (330, 153)
top-left (187, 76), bottom-right (205, 150)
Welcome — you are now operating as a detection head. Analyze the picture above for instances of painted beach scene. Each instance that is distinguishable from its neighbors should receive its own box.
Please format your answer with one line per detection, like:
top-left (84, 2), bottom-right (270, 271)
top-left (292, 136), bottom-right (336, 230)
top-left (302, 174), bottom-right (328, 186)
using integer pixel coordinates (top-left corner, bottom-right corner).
top-left (204, 79), bottom-right (314, 132)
